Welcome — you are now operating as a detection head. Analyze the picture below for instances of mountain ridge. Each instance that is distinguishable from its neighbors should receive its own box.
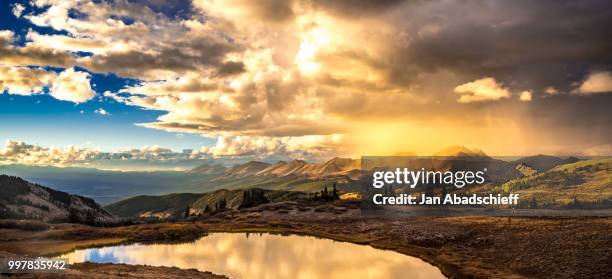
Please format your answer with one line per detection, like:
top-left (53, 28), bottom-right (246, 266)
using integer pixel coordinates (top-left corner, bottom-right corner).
top-left (0, 175), bottom-right (113, 222)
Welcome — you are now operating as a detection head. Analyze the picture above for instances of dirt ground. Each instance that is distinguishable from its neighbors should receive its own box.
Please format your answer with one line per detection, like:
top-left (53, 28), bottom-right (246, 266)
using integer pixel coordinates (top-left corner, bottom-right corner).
top-left (0, 200), bottom-right (610, 279)
top-left (0, 255), bottom-right (226, 279)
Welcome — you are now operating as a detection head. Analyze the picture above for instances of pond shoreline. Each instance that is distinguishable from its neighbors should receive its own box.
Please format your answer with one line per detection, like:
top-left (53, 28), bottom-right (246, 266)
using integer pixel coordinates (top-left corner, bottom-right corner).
top-left (1, 201), bottom-right (610, 278)
top-left (61, 232), bottom-right (446, 279)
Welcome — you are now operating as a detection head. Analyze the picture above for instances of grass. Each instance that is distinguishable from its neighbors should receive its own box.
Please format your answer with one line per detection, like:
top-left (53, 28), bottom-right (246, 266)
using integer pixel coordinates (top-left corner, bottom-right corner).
top-left (0, 219), bottom-right (50, 231)
top-left (492, 158), bottom-right (612, 208)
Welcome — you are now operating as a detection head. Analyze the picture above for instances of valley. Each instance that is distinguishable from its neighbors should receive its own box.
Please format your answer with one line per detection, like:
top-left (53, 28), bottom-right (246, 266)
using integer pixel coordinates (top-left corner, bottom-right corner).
top-left (0, 152), bottom-right (610, 278)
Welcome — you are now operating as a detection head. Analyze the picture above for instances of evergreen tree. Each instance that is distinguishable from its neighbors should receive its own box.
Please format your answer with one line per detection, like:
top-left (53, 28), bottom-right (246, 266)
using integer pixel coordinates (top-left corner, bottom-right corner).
top-left (312, 192), bottom-right (319, 201)
top-left (332, 183), bottom-right (340, 200)
top-left (239, 188), bottom-right (269, 208)
top-left (86, 210), bottom-right (95, 225)
top-left (184, 206), bottom-right (191, 218)
top-left (572, 196), bottom-right (580, 208)
top-left (68, 208), bottom-right (79, 223)
top-left (530, 197), bottom-right (538, 209)
top-left (204, 205), bottom-right (211, 213)
top-left (216, 198), bottom-right (227, 211)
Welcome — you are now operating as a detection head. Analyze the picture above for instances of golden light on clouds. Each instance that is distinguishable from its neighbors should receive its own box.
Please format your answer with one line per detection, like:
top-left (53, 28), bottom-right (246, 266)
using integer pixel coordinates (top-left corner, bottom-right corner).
top-left (1, 0), bottom-right (611, 160)
top-left (295, 26), bottom-right (331, 75)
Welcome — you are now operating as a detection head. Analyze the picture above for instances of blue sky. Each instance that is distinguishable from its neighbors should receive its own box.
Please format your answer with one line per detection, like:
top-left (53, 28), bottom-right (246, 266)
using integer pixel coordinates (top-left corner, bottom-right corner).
top-left (0, 0), bottom-right (213, 152)
top-left (0, 92), bottom-right (213, 151)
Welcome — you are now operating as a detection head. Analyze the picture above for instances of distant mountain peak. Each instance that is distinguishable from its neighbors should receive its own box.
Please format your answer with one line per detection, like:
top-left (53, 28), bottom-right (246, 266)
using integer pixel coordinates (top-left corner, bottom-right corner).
top-left (435, 146), bottom-right (487, 157)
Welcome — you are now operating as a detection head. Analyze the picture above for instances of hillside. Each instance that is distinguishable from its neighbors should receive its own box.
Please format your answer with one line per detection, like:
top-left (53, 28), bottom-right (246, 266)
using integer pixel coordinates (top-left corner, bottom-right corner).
top-left (186, 164), bottom-right (227, 175)
top-left (103, 193), bottom-right (204, 219)
top-left (495, 158), bottom-right (612, 208)
top-left (217, 161), bottom-right (271, 178)
top-left (511, 155), bottom-right (581, 172)
top-left (105, 188), bottom-right (307, 219)
top-left (0, 175), bottom-right (113, 222)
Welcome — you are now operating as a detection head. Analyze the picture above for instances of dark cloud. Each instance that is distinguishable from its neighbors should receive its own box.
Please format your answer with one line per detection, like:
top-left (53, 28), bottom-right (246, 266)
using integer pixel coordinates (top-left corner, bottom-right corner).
top-left (129, 0), bottom-right (194, 19)
top-left (252, 0), bottom-right (295, 23)
top-left (80, 37), bottom-right (243, 79)
top-left (216, 61), bottom-right (246, 77)
top-left (381, 0), bottom-right (612, 93)
top-left (309, 0), bottom-right (408, 17)
top-left (0, 33), bottom-right (75, 67)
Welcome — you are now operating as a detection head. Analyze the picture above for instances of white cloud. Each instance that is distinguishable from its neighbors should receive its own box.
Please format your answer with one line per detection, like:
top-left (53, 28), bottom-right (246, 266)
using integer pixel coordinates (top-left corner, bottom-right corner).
top-left (0, 65), bottom-right (56, 95)
top-left (0, 140), bottom-right (101, 166)
top-left (0, 65), bottom-right (96, 104)
top-left (578, 71), bottom-right (612, 94)
top-left (94, 108), bottom-right (110, 116)
top-left (211, 135), bottom-right (345, 159)
top-left (454, 77), bottom-right (511, 103)
top-left (519, 90), bottom-right (532, 102)
top-left (12, 3), bottom-right (25, 18)
top-left (0, 140), bottom-right (212, 167)
top-left (26, 30), bottom-right (108, 54)
top-left (50, 68), bottom-right (95, 103)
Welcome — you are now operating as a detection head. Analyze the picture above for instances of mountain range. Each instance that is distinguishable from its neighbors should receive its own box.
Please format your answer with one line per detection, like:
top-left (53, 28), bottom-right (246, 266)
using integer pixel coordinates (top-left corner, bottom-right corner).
top-left (199, 147), bottom-right (582, 185)
top-left (206, 157), bottom-right (362, 180)
top-left (0, 146), bottom-right (591, 204)
top-left (1, 152), bottom-right (608, 221)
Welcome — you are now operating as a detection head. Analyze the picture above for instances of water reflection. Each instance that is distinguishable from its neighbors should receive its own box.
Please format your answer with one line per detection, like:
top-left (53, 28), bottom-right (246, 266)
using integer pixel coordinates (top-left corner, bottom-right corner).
top-left (63, 233), bottom-right (445, 279)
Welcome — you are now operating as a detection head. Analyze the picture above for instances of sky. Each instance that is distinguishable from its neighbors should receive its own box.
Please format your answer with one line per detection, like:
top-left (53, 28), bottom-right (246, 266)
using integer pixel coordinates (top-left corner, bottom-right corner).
top-left (0, 0), bottom-right (611, 169)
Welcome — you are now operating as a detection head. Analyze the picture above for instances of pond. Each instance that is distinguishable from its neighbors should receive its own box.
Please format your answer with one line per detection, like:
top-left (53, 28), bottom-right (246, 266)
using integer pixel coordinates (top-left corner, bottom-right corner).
top-left (61, 233), bottom-right (446, 279)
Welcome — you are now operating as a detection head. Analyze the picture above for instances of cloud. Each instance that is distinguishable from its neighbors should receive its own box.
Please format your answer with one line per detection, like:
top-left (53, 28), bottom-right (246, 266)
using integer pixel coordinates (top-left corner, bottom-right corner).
top-left (26, 30), bottom-right (108, 54)
top-left (544, 86), bottom-right (560, 96)
top-left (50, 68), bottom-right (95, 103)
top-left (0, 65), bottom-right (97, 104)
top-left (193, 0), bottom-right (295, 24)
top-left (519, 90), bottom-right (532, 102)
top-left (211, 135), bottom-right (346, 159)
top-left (94, 108), bottom-right (110, 116)
top-left (21, 0), bottom-right (243, 80)
top-left (0, 140), bottom-right (101, 166)
top-left (0, 30), bottom-right (75, 68)
top-left (12, 3), bottom-right (25, 18)
top-left (0, 65), bottom-right (56, 95)
top-left (0, 140), bottom-right (211, 168)
top-left (2, 0), bottom-right (611, 157)
top-left (309, 0), bottom-right (407, 17)
top-left (578, 71), bottom-right (612, 94)
top-left (454, 77), bottom-right (511, 103)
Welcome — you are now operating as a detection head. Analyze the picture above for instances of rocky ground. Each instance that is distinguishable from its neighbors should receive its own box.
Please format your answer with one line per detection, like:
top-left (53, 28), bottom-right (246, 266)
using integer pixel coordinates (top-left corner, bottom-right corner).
top-left (0, 200), bottom-right (610, 279)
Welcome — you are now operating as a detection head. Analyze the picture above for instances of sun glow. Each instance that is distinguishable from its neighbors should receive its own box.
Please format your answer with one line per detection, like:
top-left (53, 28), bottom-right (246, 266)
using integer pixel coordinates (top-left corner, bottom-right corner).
top-left (295, 26), bottom-right (331, 75)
